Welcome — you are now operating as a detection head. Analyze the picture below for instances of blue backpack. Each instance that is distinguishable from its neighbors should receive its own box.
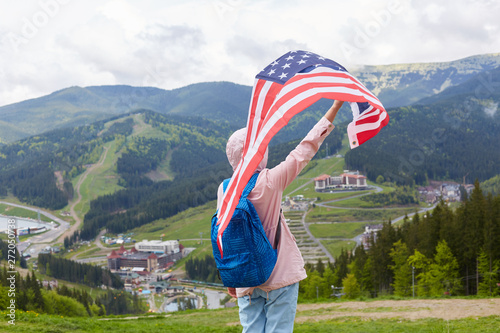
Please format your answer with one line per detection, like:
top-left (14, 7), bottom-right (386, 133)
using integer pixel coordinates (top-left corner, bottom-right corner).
top-left (211, 173), bottom-right (279, 288)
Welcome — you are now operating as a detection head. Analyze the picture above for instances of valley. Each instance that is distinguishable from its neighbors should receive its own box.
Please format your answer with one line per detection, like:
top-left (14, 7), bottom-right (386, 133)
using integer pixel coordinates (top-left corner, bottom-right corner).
top-left (0, 52), bottom-right (499, 329)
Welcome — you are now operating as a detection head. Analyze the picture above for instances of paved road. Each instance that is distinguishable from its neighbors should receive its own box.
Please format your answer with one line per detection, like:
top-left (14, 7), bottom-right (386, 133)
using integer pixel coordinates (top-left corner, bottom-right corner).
top-left (300, 185), bottom-right (436, 259)
top-left (300, 201), bottom-right (334, 263)
top-left (203, 289), bottom-right (227, 310)
top-left (1, 201), bottom-right (70, 257)
top-left (3, 145), bottom-right (110, 258)
top-left (315, 185), bottom-right (383, 208)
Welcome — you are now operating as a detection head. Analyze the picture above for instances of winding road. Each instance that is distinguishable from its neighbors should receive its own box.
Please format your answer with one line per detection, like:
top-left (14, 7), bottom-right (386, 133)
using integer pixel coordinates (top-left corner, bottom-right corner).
top-left (8, 145), bottom-right (110, 258)
top-left (293, 184), bottom-right (436, 263)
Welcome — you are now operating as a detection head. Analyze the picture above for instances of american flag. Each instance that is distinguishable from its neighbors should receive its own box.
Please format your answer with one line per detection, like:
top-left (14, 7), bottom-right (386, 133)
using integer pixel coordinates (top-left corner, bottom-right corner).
top-left (216, 50), bottom-right (388, 256)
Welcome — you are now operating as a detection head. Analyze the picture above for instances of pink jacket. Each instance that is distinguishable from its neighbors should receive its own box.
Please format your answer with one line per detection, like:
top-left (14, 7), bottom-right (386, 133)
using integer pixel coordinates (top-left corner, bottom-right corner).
top-left (217, 117), bottom-right (335, 297)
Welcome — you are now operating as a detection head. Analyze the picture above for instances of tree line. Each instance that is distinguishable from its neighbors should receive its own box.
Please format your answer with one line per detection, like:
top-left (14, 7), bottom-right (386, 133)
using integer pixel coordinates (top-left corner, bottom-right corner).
top-left (37, 253), bottom-right (123, 289)
top-left (179, 183), bottom-right (500, 300)
top-left (299, 182), bottom-right (500, 299)
top-left (69, 161), bottom-right (231, 244)
top-left (0, 113), bottom-right (135, 209)
top-left (360, 185), bottom-right (419, 207)
top-left (0, 267), bottom-right (146, 316)
top-left (185, 255), bottom-right (220, 283)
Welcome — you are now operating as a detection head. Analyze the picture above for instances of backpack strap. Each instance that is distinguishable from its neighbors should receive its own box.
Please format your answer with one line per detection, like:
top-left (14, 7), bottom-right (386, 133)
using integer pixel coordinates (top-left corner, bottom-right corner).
top-left (222, 173), bottom-right (259, 197)
top-left (274, 208), bottom-right (282, 249)
top-left (222, 172), bottom-right (282, 249)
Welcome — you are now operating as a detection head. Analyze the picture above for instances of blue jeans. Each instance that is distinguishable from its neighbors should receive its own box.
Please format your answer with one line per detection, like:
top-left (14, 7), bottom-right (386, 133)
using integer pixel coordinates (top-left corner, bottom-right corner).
top-left (237, 282), bottom-right (299, 333)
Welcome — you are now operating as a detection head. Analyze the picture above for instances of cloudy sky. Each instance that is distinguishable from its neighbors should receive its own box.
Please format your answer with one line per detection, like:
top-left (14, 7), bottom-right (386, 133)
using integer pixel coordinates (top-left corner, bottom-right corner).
top-left (0, 0), bottom-right (499, 107)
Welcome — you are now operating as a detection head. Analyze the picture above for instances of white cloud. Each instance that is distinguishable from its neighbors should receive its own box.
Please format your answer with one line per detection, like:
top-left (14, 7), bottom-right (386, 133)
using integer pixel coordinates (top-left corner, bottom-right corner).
top-left (0, 0), bottom-right (499, 106)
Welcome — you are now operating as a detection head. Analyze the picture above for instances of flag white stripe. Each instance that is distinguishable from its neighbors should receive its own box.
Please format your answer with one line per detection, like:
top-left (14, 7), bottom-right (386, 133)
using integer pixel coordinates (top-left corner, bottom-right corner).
top-left (216, 63), bottom-right (388, 254)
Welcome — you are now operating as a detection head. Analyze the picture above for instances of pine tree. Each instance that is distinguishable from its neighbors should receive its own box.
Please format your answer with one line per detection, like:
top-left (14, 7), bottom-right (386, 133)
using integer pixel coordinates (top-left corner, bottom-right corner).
top-left (31, 270), bottom-right (45, 310)
top-left (389, 240), bottom-right (412, 297)
top-left (360, 257), bottom-right (375, 296)
top-left (369, 222), bottom-right (397, 292)
top-left (302, 270), bottom-right (325, 299)
top-left (430, 240), bottom-right (461, 296)
top-left (342, 273), bottom-right (361, 299)
top-left (322, 266), bottom-right (336, 297)
top-left (483, 193), bottom-right (500, 286)
top-left (349, 245), bottom-right (369, 292)
top-left (408, 249), bottom-right (432, 297)
top-left (463, 180), bottom-right (487, 294)
top-left (477, 249), bottom-right (500, 296)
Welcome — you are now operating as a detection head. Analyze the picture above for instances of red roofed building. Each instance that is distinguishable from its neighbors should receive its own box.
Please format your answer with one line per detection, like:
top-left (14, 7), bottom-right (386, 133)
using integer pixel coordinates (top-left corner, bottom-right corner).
top-left (341, 173), bottom-right (367, 187)
top-left (107, 250), bottom-right (121, 270)
top-left (313, 174), bottom-right (331, 190)
top-left (314, 171), bottom-right (367, 191)
top-left (116, 244), bottom-right (127, 255)
top-left (107, 243), bottom-right (183, 272)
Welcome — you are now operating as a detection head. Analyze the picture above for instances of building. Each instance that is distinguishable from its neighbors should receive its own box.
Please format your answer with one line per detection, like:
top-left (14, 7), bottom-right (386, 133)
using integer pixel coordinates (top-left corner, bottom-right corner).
top-left (314, 171), bottom-right (367, 192)
top-left (135, 239), bottom-right (180, 254)
top-left (361, 224), bottom-right (384, 250)
top-left (107, 242), bottom-right (183, 272)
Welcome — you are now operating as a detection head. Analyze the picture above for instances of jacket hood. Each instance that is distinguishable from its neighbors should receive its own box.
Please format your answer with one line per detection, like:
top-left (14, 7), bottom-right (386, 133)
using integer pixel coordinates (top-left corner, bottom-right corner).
top-left (226, 128), bottom-right (268, 171)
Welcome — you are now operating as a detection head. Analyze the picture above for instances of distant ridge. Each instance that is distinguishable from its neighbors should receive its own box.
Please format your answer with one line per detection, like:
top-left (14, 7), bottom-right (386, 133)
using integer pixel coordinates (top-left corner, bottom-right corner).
top-left (0, 82), bottom-right (251, 142)
top-left (352, 52), bottom-right (500, 107)
top-left (1, 53), bottom-right (499, 143)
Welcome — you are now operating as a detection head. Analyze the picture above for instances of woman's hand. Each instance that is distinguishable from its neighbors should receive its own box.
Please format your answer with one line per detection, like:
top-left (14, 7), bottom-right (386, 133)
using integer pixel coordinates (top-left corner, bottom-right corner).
top-left (325, 100), bottom-right (344, 123)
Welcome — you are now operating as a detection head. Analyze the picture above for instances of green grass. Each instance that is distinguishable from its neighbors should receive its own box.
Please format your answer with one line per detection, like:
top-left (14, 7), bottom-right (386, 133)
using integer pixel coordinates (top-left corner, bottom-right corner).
top-left (321, 239), bottom-right (357, 257)
top-left (71, 140), bottom-right (124, 220)
top-left (309, 222), bottom-right (378, 239)
top-left (62, 243), bottom-right (96, 259)
top-left (316, 190), bottom-right (372, 202)
top-left (306, 206), bottom-right (415, 223)
top-left (68, 245), bottom-right (106, 260)
top-left (325, 195), bottom-right (420, 209)
top-left (286, 181), bottom-right (373, 202)
top-left (174, 241), bottom-right (214, 269)
top-left (130, 113), bottom-right (167, 140)
top-left (284, 157), bottom-right (345, 196)
top-left (8, 307), bottom-right (500, 332)
top-left (0, 204), bottom-right (53, 222)
top-left (294, 316), bottom-right (500, 332)
top-left (131, 201), bottom-right (216, 241)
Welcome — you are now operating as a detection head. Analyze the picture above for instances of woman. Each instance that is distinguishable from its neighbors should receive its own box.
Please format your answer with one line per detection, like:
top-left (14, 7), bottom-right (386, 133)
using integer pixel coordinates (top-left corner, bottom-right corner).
top-left (217, 100), bottom-right (344, 332)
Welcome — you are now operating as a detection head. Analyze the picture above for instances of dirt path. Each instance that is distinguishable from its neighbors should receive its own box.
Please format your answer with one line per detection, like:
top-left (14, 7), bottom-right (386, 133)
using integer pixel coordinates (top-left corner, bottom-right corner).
top-left (59, 146), bottom-right (109, 242)
top-left (294, 298), bottom-right (500, 322)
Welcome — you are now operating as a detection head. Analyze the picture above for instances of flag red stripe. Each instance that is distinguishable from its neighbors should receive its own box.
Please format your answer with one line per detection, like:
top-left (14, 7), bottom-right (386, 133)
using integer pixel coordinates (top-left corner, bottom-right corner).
top-left (216, 63), bottom-right (389, 257)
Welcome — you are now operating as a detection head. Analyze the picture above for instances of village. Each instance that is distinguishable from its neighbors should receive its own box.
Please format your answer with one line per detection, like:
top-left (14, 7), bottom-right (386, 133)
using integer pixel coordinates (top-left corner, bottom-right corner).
top-left (104, 239), bottom-right (231, 312)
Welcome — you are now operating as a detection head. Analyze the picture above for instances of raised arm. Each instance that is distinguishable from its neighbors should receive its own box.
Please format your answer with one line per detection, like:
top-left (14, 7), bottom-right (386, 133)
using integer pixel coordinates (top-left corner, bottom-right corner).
top-left (324, 100), bottom-right (344, 123)
top-left (268, 100), bottom-right (344, 190)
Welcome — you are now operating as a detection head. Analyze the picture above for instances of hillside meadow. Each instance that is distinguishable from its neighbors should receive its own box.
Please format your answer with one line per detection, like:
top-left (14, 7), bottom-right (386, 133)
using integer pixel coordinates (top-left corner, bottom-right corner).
top-left (5, 298), bottom-right (500, 332)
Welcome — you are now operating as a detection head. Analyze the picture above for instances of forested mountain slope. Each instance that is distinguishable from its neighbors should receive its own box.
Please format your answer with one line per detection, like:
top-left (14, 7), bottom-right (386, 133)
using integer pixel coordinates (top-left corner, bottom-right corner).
top-left (345, 68), bottom-right (500, 185)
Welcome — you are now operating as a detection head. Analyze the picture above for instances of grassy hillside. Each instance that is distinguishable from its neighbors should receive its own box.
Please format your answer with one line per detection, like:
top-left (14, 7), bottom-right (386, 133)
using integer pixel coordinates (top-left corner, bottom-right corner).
top-left (8, 298), bottom-right (500, 332)
top-left (481, 174), bottom-right (500, 196)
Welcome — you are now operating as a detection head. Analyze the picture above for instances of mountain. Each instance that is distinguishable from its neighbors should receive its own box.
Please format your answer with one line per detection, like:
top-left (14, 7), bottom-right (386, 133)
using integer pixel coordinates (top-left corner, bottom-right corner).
top-left (415, 67), bottom-right (500, 105)
top-left (2, 53), bottom-right (499, 143)
top-left (0, 82), bottom-right (251, 143)
top-left (344, 67), bottom-right (500, 185)
top-left (351, 53), bottom-right (500, 107)
top-left (0, 110), bottom-right (235, 210)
